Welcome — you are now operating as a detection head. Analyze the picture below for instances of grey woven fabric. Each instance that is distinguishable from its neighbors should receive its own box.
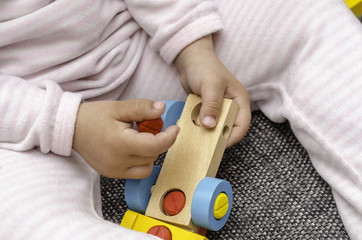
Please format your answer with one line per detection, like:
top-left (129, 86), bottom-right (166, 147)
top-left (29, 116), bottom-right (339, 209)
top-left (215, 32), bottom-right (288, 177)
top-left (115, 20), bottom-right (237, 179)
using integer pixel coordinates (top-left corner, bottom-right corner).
top-left (101, 111), bottom-right (349, 239)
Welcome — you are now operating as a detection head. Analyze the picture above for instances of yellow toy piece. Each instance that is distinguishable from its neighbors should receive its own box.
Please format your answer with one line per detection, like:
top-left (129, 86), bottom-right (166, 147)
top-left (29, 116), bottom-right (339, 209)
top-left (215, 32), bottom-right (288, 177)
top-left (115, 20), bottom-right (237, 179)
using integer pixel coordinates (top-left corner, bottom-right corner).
top-left (121, 210), bottom-right (208, 240)
top-left (213, 193), bottom-right (229, 220)
top-left (345, 0), bottom-right (362, 17)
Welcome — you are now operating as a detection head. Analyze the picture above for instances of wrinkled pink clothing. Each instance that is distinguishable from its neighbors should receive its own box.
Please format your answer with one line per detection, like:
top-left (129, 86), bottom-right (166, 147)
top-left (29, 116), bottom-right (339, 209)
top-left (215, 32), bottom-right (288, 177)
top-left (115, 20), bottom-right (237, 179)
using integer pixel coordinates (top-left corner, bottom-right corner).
top-left (0, 0), bottom-right (222, 156)
top-left (1, 0), bottom-right (362, 239)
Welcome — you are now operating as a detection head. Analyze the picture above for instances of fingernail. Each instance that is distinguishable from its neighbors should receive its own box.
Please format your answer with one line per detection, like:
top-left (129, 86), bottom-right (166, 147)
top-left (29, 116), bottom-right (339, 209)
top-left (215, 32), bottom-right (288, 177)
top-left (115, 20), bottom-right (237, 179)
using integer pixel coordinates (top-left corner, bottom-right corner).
top-left (153, 101), bottom-right (164, 110)
top-left (203, 116), bottom-right (216, 127)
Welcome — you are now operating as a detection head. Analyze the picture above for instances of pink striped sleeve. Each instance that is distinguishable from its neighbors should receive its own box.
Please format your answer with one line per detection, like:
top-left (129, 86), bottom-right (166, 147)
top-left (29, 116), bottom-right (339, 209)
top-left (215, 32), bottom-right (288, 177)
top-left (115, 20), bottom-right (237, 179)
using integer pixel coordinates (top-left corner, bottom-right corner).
top-left (124, 0), bottom-right (224, 63)
top-left (0, 75), bottom-right (82, 156)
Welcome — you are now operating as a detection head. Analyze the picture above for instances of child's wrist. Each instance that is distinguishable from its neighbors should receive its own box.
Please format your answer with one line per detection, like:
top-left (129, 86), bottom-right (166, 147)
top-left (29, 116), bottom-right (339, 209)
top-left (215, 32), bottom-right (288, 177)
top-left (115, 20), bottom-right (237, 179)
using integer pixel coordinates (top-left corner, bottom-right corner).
top-left (174, 35), bottom-right (215, 73)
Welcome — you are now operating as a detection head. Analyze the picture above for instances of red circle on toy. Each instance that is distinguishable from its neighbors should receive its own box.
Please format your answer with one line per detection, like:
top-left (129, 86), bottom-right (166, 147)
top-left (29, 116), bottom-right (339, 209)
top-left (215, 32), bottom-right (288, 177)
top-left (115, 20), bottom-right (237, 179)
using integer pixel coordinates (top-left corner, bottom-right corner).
top-left (147, 225), bottom-right (172, 240)
top-left (163, 190), bottom-right (186, 216)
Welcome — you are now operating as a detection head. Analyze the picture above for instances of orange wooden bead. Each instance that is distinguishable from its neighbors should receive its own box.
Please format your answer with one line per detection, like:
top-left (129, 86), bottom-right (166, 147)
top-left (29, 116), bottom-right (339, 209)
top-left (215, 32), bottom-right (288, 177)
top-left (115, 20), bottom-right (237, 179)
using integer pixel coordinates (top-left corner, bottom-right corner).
top-left (137, 117), bottom-right (164, 135)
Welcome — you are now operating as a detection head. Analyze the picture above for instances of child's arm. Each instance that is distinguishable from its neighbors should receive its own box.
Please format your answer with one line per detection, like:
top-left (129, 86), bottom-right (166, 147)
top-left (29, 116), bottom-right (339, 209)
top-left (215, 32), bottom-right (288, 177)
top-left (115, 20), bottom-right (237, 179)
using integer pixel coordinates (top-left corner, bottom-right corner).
top-left (124, 0), bottom-right (223, 64)
top-left (0, 76), bottom-right (179, 179)
top-left (124, 1), bottom-right (251, 147)
top-left (0, 75), bottom-right (82, 156)
top-left (174, 35), bottom-right (251, 147)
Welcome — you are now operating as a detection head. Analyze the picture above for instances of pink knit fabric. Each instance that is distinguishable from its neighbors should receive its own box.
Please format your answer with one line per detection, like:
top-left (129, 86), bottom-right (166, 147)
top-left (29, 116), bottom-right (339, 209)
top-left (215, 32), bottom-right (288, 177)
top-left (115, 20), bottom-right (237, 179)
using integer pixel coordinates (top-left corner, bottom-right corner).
top-left (0, 0), bottom-right (222, 157)
top-left (0, 0), bottom-right (361, 239)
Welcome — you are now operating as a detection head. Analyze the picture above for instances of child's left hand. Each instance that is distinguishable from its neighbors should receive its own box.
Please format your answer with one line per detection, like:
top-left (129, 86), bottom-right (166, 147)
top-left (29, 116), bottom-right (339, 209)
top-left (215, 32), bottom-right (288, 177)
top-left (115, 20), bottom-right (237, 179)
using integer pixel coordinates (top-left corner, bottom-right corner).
top-left (174, 35), bottom-right (251, 147)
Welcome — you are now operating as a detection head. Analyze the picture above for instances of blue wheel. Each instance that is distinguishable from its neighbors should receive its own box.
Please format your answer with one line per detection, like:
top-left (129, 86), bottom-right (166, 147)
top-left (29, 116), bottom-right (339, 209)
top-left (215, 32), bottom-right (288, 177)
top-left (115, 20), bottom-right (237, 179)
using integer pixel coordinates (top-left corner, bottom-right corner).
top-left (191, 177), bottom-right (233, 231)
top-left (124, 165), bottom-right (161, 214)
top-left (161, 100), bottom-right (185, 131)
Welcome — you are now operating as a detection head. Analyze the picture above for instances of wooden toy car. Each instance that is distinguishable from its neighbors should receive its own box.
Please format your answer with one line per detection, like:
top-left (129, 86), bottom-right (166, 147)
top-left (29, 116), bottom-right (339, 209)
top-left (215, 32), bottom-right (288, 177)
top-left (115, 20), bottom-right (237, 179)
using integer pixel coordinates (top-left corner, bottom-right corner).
top-left (122, 94), bottom-right (238, 240)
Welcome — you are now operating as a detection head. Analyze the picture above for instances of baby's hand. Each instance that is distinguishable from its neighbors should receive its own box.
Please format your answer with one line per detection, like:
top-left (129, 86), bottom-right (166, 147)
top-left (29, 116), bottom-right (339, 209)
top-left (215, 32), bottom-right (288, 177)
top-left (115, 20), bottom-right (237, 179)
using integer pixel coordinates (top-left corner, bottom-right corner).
top-left (72, 100), bottom-right (180, 179)
top-left (174, 35), bottom-right (251, 147)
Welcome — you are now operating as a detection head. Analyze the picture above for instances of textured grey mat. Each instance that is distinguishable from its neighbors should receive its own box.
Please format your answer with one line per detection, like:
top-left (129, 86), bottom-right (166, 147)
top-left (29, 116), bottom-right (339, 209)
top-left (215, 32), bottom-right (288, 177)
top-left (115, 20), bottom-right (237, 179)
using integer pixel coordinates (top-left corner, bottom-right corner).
top-left (101, 111), bottom-right (349, 239)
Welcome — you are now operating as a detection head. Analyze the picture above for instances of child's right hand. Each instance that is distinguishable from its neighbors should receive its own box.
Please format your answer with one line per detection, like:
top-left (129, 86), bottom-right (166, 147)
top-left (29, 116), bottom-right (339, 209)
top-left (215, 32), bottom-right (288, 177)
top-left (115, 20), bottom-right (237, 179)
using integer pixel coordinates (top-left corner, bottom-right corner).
top-left (72, 100), bottom-right (180, 179)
